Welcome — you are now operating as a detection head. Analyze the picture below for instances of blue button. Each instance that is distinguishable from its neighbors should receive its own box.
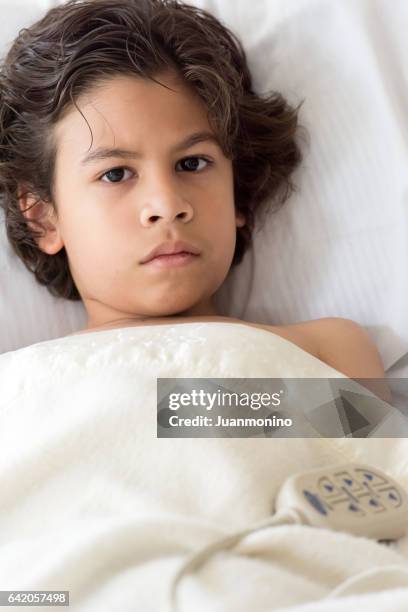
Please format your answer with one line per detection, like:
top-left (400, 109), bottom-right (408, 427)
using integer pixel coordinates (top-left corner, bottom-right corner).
top-left (324, 484), bottom-right (333, 491)
top-left (349, 504), bottom-right (359, 512)
top-left (364, 473), bottom-right (373, 480)
top-left (303, 490), bottom-right (328, 515)
top-left (369, 498), bottom-right (378, 506)
top-left (344, 479), bottom-right (353, 486)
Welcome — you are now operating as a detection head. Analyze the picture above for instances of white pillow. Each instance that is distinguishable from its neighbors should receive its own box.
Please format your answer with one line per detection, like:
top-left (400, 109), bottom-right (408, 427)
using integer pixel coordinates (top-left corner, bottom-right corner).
top-left (1, 0), bottom-right (407, 373)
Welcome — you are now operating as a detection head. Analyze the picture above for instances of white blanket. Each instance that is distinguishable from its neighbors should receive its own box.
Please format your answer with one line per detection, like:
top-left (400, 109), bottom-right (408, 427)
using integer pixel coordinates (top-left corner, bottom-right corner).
top-left (1, 322), bottom-right (408, 612)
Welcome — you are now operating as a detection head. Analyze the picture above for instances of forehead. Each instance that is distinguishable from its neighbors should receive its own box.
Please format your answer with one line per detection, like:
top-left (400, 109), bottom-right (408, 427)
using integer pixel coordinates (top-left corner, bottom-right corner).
top-left (54, 73), bottom-right (214, 159)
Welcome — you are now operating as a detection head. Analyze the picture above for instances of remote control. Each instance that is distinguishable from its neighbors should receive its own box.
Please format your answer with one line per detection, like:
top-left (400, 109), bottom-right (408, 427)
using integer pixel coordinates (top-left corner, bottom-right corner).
top-left (275, 463), bottom-right (408, 541)
top-left (169, 462), bottom-right (408, 608)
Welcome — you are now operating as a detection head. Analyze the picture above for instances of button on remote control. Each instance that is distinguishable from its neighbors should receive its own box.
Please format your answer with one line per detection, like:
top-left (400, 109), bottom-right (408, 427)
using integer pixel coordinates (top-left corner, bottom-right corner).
top-left (333, 470), bottom-right (364, 493)
top-left (318, 477), bottom-right (342, 498)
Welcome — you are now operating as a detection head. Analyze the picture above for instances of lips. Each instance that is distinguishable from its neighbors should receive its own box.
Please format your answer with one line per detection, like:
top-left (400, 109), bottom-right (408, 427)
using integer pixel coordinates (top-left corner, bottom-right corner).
top-left (140, 240), bottom-right (200, 264)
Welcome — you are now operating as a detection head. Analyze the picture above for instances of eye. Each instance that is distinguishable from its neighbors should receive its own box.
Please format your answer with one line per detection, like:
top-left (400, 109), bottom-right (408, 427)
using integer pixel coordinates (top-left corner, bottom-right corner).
top-left (99, 167), bottom-right (134, 184)
top-left (176, 156), bottom-right (213, 172)
top-left (98, 156), bottom-right (213, 184)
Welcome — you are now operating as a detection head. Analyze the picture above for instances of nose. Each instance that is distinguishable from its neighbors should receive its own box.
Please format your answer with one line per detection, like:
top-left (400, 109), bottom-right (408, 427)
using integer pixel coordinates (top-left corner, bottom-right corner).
top-left (140, 183), bottom-right (194, 227)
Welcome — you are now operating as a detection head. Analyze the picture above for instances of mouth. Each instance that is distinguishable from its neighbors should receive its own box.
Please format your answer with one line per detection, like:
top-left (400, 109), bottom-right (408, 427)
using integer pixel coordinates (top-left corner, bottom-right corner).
top-left (142, 251), bottom-right (199, 269)
top-left (140, 240), bottom-right (201, 265)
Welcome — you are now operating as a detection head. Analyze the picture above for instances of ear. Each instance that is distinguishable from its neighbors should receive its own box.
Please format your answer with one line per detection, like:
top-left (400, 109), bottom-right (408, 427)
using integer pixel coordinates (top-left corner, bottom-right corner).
top-left (18, 187), bottom-right (64, 255)
top-left (235, 210), bottom-right (246, 228)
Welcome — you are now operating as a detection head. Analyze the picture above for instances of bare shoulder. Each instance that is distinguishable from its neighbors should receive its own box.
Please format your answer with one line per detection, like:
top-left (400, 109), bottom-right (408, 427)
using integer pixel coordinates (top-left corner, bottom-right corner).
top-left (270, 317), bottom-right (385, 376)
top-left (301, 317), bottom-right (385, 376)
top-left (264, 317), bottom-right (391, 403)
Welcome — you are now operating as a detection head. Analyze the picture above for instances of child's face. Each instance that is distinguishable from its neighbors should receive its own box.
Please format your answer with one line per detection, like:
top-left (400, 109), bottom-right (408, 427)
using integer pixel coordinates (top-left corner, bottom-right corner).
top-left (37, 71), bottom-right (244, 328)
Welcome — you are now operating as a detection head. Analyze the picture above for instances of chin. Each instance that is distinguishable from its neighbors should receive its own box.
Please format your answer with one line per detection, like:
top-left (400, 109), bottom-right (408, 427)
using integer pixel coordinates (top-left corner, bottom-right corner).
top-left (155, 300), bottom-right (207, 318)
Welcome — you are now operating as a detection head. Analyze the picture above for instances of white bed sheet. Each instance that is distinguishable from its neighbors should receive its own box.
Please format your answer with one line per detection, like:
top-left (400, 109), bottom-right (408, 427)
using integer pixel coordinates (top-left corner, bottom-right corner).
top-left (1, 323), bottom-right (408, 611)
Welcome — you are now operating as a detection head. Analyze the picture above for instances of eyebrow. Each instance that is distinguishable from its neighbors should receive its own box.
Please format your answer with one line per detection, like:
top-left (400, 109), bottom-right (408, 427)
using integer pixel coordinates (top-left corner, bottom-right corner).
top-left (80, 131), bottom-right (220, 166)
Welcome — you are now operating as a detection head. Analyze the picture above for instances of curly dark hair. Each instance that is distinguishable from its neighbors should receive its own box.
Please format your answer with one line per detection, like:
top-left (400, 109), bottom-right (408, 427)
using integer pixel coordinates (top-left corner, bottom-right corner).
top-left (0, 0), bottom-right (306, 301)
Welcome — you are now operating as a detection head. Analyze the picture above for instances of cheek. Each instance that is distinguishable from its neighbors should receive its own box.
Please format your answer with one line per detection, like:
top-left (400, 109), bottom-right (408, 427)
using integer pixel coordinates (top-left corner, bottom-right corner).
top-left (61, 220), bottom-right (106, 271)
top-left (212, 216), bottom-right (238, 264)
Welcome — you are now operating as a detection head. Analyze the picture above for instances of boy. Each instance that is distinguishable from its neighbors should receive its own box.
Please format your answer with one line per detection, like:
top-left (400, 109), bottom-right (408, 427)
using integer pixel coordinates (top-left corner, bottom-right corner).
top-left (0, 0), bottom-right (388, 397)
